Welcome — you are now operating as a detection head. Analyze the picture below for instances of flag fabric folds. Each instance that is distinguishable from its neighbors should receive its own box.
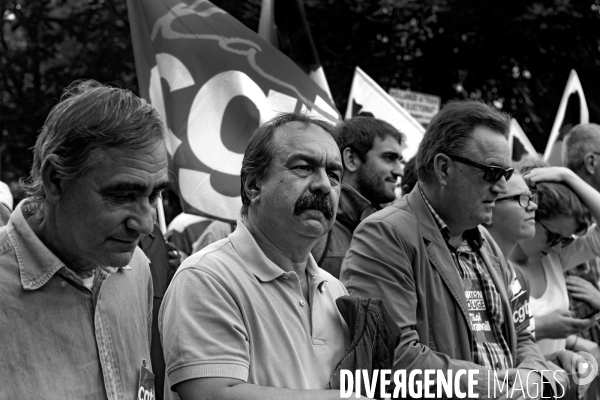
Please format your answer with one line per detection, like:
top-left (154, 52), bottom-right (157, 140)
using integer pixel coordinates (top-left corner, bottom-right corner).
top-left (127, 0), bottom-right (340, 222)
top-left (345, 67), bottom-right (425, 161)
top-left (543, 70), bottom-right (589, 166)
top-left (509, 119), bottom-right (539, 161)
top-left (258, 0), bottom-right (333, 100)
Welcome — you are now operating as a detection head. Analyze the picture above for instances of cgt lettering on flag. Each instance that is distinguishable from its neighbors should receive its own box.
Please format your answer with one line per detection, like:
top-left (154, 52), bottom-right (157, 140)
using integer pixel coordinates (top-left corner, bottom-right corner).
top-left (128, 0), bottom-right (340, 221)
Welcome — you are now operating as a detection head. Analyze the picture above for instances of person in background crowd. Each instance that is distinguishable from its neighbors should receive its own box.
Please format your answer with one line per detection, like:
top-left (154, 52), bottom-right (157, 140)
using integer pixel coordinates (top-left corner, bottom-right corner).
top-left (139, 209), bottom-right (183, 400)
top-left (160, 113), bottom-right (351, 400)
top-left (0, 80), bottom-right (169, 399)
top-left (311, 116), bottom-right (405, 278)
top-left (562, 124), bottom-right (600, 400)
top-left (166, 212), bottom-right (214, 260)
top-left (0, 180), bottom-right (13, 226)
top-left (191, 219), bottom-right (236, 254)
top-left (483, 170), bottom-right (588, 397)
top-left (511, 160), bottom-right (600, 362)
top-left (341, 100), bottom-right (554, 398)
top-left (399, 156), bottom-right (417, 197)
top-left (563, 124), bottom-right (600, 342)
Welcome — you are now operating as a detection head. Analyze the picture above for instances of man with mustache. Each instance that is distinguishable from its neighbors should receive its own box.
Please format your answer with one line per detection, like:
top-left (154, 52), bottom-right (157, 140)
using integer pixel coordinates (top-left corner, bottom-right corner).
top-left (0, 80), bottom-right (169, 398)
top-left (312, 117), bottom-right (405, 278)
top-left (160, 113), bottom-right (350, 400)
top-left (341, 101), bottom-right (555, 398)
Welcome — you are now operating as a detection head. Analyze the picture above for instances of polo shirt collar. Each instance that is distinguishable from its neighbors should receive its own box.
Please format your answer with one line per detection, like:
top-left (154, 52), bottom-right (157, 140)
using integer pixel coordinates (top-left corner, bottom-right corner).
top-left (8, 200), bottom-right (67, 291)
top-left (229, 220), bottom-right (324, 283)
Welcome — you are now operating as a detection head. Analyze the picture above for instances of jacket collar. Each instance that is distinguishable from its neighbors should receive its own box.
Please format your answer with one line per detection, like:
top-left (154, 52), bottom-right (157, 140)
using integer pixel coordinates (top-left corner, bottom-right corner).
top-left (229, 220), bottom-right (324, 283)
top-left (8, 200), bottom-right (67, 291)
top-left (336, 183), bottom-right (378, 230)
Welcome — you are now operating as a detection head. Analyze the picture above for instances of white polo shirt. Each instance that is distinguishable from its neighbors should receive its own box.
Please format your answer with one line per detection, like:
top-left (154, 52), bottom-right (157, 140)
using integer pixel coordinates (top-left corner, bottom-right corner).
top-left (159, 221), bottom-right (350, 398)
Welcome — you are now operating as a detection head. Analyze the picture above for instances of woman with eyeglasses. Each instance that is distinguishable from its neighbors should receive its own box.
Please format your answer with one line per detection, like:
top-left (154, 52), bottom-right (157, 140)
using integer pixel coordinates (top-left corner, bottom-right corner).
top-left (513, 161), bottom-right (600, 357)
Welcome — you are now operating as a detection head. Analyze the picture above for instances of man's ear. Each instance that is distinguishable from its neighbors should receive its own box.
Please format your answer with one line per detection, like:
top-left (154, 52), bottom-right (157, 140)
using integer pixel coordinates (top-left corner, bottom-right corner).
top-left (433, 153), bottom-right (452, 187)
top-left (342, 147), bottom-right (361, 173)
top-left (40, 158), bottom-right (63, 204)
top-left (243, 174), bottom-right (262, 207)
top-left (584, 153), bottom-right (596, 175)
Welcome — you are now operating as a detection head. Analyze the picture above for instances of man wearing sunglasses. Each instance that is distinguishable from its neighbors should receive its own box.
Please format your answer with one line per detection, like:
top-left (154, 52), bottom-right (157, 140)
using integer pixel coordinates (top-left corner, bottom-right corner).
top-left (341, 100), bottom-right (554, 398)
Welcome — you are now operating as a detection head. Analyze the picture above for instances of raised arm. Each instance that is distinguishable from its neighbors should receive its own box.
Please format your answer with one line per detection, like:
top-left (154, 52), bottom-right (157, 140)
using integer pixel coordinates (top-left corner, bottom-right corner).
top-left (523, 166), bottom-right (600, 223)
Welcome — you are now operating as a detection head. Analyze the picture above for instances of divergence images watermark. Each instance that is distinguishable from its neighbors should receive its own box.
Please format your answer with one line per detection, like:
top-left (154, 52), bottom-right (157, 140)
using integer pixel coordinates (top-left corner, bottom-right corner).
top-left (339, 353), bottom-right (598, 399)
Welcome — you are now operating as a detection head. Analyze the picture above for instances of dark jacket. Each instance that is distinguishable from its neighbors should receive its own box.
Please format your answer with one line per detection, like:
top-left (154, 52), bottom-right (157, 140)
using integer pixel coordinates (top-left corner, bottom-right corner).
top-left (327, 296), bottom-right (400, 398)
top-left (139, 224), bottom-right (175, 400)
top-left (341, 183), bottom-right (555, 398)
top-left (316, 183), bottom-right (378, 278)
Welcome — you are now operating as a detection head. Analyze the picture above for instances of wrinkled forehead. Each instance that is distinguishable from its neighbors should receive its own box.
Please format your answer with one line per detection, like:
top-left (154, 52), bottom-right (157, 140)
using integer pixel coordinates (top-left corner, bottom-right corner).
top-left (463, 126), bottom-right (511, 167)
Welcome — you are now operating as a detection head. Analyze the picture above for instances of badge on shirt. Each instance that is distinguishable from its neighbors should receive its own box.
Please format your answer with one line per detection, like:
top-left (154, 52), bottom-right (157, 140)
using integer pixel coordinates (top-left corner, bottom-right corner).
top-left (138, 360), bottom-right (155, 400)
top-left (510, 278), bottom-right (533, 335)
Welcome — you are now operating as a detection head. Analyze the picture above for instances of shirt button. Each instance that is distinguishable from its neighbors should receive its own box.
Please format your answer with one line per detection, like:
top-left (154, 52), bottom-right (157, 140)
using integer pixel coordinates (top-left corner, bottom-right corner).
top-left (60, 281), bottom-right (67, 288)
top-left (495, 362), bottom-right (501, 370)
top-left (299, 300), bottom-right (306, 307)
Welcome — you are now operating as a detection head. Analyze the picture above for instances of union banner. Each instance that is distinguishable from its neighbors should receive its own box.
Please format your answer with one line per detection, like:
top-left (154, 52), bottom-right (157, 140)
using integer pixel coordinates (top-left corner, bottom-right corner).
top-left (127, 0), bottom-right (340, 221)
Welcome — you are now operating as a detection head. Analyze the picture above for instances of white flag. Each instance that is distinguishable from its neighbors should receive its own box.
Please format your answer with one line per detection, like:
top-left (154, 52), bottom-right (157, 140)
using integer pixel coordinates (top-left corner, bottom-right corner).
top-left (345, 67), bottom-right (425, 160)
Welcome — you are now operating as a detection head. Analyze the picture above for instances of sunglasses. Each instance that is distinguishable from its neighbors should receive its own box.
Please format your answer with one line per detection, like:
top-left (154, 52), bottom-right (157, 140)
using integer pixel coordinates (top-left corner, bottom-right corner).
top-left (445, 154), bottom-right (514, 183)
top-left (496, 193), bottom-right (538, 208)
top-left (536, 220), bottom-right (575, 248)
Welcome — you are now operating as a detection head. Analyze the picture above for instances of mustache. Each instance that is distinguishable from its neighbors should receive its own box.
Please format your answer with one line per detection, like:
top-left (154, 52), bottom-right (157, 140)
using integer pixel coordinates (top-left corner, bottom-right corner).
top-left (294, 193), bottom-right (334, 220)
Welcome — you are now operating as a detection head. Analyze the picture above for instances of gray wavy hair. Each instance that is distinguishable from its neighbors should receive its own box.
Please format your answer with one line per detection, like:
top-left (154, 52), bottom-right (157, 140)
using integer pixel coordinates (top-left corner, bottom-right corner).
top-left (21, 80), bottom-right (164, 209)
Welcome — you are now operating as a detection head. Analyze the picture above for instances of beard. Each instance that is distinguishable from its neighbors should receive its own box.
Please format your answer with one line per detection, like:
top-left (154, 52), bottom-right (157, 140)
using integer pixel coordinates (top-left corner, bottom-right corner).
top-left (355, 165), bottom-right (396, 205)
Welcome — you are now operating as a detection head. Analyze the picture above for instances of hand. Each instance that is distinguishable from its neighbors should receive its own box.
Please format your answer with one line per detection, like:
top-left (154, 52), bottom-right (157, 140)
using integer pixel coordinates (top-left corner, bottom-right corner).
top-left (566, 276), bottom-right (600, 310)
top-left (165, 241), bottom-right (182, 270)
top-left (522, 167), bottom-right (574, 188)
top-left (572, 337), bottom-right (599, 353)
top-left (535, 310), bottom-right (595, 340)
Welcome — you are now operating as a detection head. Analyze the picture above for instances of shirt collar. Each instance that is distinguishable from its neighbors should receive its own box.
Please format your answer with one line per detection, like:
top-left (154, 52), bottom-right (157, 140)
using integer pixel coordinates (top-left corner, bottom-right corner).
top-left (418, 187), bottom-right (484, 251)
top-left (229, 220), bottom-right (326, 284)
top-left (8, 200), bottom-right (67, 290)
top-left (9, 200), bottom-right (127, 291)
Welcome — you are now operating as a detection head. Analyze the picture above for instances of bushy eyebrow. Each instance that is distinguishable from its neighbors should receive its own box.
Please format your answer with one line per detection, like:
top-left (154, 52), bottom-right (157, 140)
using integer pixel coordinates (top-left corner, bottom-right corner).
top-left (287, 153), bottom-right (343, 173)
top-left (102, 180), bottom-right (171, 194)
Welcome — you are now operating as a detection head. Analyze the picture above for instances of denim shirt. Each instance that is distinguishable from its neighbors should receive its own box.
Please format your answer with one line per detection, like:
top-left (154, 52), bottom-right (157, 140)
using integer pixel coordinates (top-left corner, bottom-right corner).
top-left (0, 201), bottom-right (153, 399)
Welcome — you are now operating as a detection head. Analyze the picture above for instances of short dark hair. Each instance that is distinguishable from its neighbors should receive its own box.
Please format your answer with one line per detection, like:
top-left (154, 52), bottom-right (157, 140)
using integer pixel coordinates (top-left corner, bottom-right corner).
top-left (240, 113), bottom-right (334, 217)
top-left (401, 157), bottom-right (418, 194)
top-left (332, 117), bottom-right (404, 167)
top-left (21, 80), bottom-right (164, 209)
top-left (416, 100), bottom-right (511, 183)
top-left (516, 155), bottom-right (591, 232)
top-left (562, 123), bottom-right (600, 172)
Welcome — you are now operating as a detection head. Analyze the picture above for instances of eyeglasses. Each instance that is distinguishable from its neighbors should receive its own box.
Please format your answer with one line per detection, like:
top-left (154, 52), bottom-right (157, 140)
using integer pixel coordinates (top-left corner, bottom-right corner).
top-left (536, 220), bottom-right (575, 248)
top-left (496, 193), bottom-right (538, 208)
top-left (445, 154), bottom-right (514, 183)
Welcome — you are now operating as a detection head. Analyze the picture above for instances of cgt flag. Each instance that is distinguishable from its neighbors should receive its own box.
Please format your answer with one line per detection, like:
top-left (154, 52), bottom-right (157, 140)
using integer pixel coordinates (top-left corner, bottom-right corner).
top-left (258, 0), bottom-right (333, 101)
top-left (127, 0), bottom-right (340, 222)
top-left (345, 66), bottom-right (425, 161)
top-left (543, 69), bottom-right (589, 166)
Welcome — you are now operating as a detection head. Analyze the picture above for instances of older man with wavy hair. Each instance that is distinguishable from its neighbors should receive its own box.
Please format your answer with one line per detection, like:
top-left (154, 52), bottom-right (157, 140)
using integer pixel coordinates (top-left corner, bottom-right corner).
top-left (0, 80), bottom-right (169, 399)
